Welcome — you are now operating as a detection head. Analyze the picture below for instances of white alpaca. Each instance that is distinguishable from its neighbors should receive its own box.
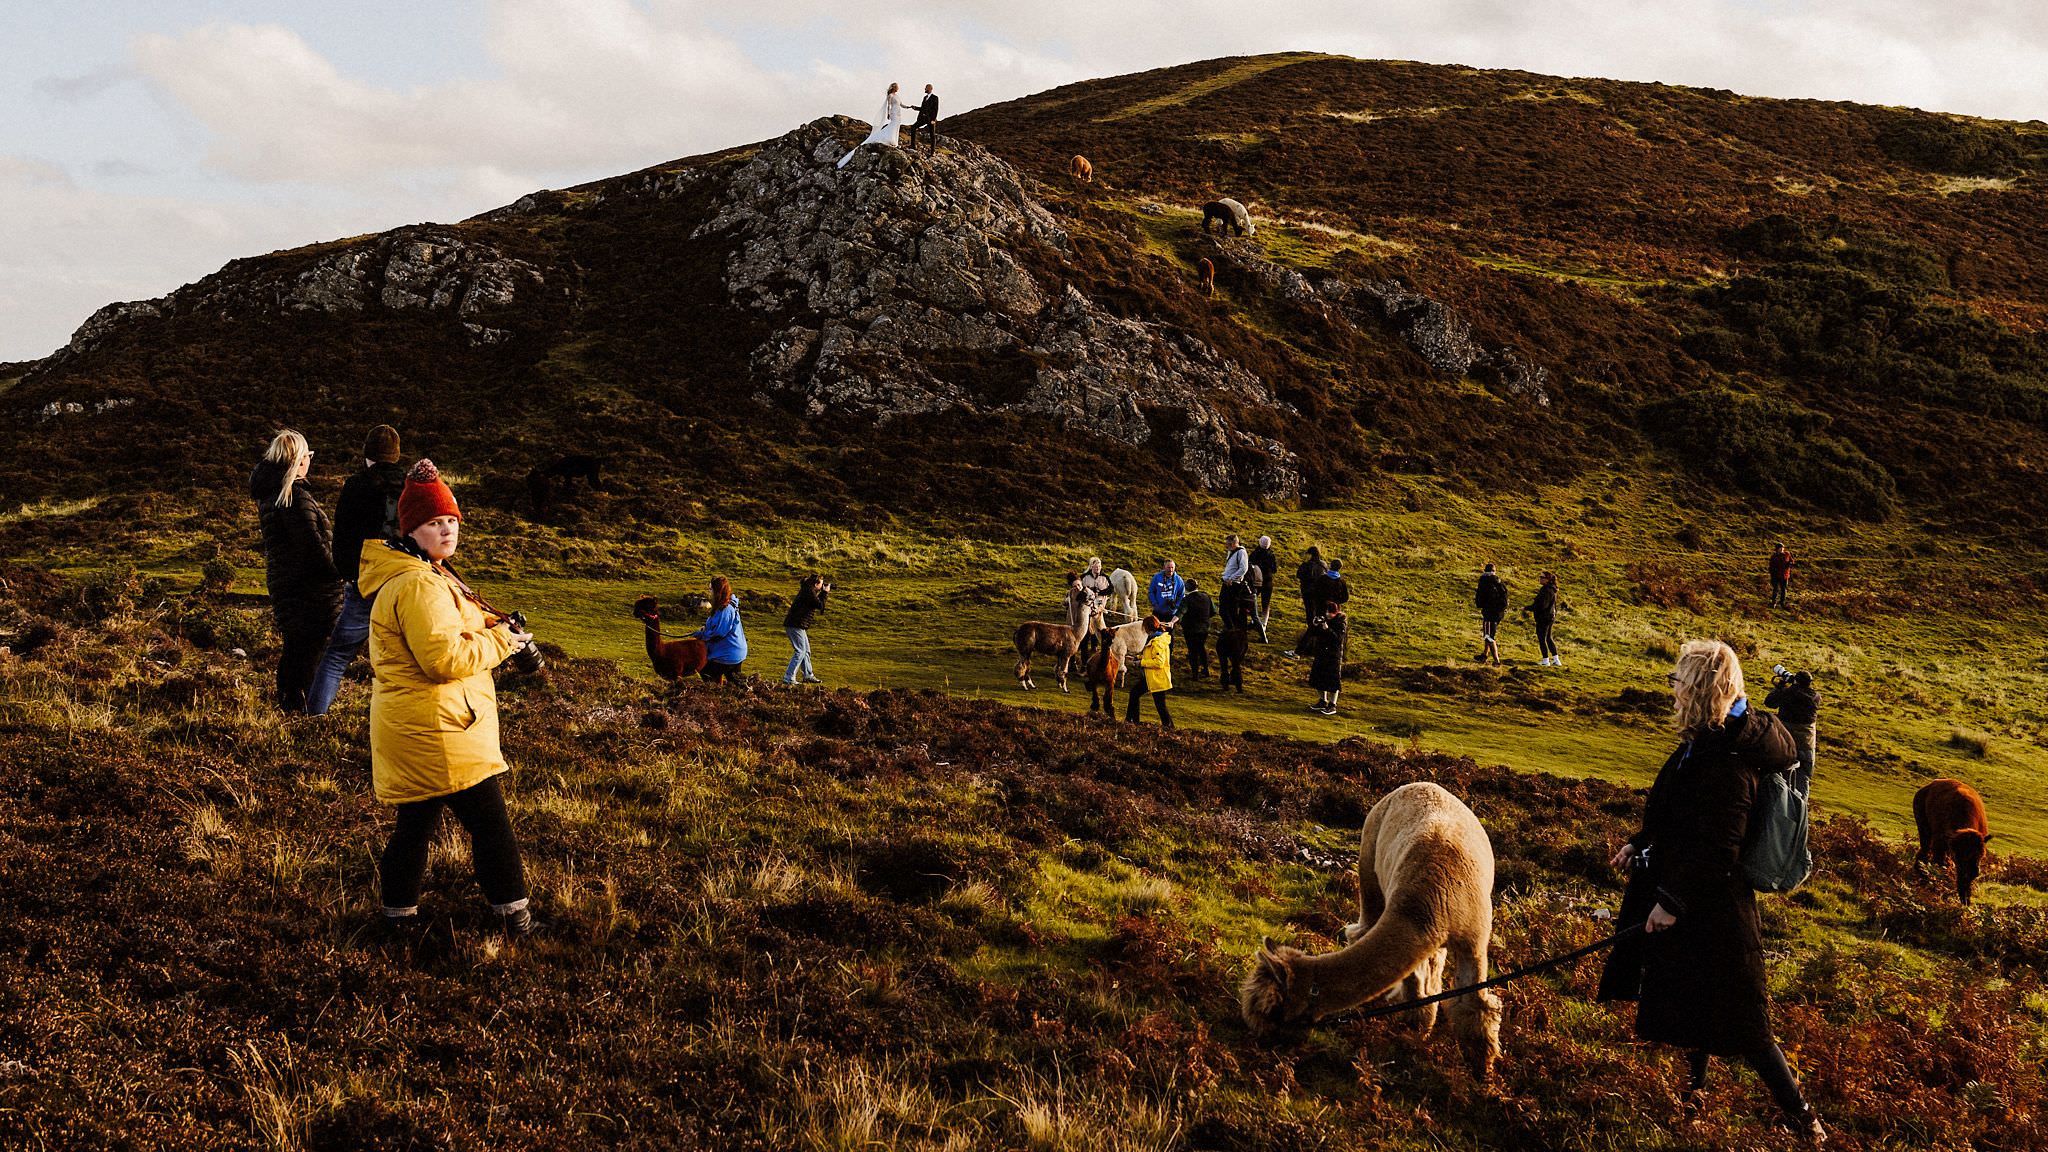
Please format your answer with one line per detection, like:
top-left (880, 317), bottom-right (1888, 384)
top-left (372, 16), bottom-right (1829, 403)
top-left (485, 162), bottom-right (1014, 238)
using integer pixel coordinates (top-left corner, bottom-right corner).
top-left (1107, 568), bottom-right (1141, 621)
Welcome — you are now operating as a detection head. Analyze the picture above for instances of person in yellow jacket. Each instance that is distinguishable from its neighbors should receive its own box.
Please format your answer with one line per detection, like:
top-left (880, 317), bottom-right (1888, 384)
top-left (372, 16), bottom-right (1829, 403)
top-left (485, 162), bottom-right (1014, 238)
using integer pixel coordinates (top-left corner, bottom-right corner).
top-left (358, 459), bottom-right (537, 935)
top-left (1123, 614), bottom-right (1175, 728)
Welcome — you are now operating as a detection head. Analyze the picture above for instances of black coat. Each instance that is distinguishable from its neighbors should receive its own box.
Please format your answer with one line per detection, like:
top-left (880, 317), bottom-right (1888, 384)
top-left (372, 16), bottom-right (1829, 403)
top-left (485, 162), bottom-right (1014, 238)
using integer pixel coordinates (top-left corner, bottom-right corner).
top-left (1476, 573), bottom-right (1509, 620)
top-left (1598, 707), bottom-right (1797, 1054)
top-left (1180, 590), bottom-right (1215, 634)
top-left (784, 582), bottom-right (829, 631)
top-left (1321, 572), bottom-right (1350, 606)
top-left (1764, 683), bottom-right (1820, 725)
top-left (1296, 558), bottom-right (1326, 600)
top-left (1308, 613), bottom-right (1347, 691)
top-left (248, 459), bottom-right (344, 634)
top-left (1528, 583), bottom-right (1557, 624)
top-left (330, 460), bottom-right (407, 584)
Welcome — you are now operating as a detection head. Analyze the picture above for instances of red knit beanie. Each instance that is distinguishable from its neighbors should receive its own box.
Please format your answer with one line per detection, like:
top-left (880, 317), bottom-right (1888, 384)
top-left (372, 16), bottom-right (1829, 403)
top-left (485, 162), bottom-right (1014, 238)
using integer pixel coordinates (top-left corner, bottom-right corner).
top-left (397, 458), bottom-right (461, 536)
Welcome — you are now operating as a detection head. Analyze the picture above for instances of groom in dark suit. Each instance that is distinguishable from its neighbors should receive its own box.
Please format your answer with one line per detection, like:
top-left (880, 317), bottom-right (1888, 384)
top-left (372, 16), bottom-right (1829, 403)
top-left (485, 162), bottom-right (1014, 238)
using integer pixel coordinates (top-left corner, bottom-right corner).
top-left (907, 84), bottom-right (938, 153)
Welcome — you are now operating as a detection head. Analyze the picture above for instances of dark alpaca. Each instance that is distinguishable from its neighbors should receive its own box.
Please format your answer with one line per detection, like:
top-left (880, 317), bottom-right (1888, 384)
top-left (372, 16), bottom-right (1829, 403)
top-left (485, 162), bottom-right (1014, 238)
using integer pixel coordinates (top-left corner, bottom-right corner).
top-left (527, 454), bottom-right (607, 512)
top-left (632, 597), bottom-right (708, 681)
top-left (1199, 257), bottom-right (1216, 296)
top-left (1085, 627), bottom-right (1122, 715)
top-left (1914, 779), bottom-right (1993, 904)
top-left (1201, 198), bottom-right (1253, 237)
top-left (1216, 626), bottom-right (1248, 693)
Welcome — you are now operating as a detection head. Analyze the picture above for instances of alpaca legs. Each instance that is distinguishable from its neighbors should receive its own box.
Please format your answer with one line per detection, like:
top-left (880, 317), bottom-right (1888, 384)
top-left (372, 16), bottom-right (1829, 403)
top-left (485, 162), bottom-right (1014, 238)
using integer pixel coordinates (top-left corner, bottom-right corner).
top-left (1445, 937), bottom-right (1503, 1078)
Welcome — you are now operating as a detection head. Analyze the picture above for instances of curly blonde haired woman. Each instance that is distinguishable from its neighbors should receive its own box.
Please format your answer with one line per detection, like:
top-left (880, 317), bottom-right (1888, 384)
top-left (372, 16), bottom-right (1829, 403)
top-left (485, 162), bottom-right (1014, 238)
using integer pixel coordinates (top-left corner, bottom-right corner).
top-left (248, 429), bottom-right (343, 711)
top-left (1598, 640), bottom-right (1824, 1144)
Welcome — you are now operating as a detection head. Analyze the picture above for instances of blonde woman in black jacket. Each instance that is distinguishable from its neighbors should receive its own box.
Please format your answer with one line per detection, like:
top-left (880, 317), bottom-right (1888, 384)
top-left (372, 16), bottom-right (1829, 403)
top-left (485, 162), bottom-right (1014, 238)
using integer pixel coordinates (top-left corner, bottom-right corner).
top-left (248, 429), bottom-right (344, 712)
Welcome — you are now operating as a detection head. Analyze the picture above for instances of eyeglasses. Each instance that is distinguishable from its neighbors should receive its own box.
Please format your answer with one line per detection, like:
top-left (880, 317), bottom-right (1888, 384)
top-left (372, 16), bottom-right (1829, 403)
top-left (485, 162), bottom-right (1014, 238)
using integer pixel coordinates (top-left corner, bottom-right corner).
top-left (1666, 673), bottom-right (1680, 686)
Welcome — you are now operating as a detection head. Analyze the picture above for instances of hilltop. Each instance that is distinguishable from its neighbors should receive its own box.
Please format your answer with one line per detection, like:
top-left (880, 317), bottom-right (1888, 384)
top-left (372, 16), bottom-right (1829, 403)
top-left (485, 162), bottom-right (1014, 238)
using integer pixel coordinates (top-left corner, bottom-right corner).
top-left (6, 54), bottom-right (2048, 561)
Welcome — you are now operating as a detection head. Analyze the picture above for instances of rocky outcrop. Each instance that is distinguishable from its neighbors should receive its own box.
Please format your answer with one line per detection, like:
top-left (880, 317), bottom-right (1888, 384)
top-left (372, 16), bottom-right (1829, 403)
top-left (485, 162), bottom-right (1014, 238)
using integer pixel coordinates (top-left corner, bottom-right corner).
top-left (59, 228), bottom-right (549, 358)
top-left (1209, 239), bottom-right (1551, 407)
top-left (693, 118), bottom-right (1301, 498)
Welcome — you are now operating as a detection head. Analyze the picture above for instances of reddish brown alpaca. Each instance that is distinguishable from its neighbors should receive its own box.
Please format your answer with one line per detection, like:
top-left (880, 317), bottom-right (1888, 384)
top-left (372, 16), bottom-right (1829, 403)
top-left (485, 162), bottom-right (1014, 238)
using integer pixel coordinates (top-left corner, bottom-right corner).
top-left (1199, 257), bottom-right (1216, 296)
top-left (1014, 603), bottom-right (1102, 692)
top-left (633, 596), bottom-right (708, 680)
top-left (1070, 154), bottom-right (1093, 183)
top-left (1085, 629), bottom-right (1122, 714)
top-left (1914, 779), bottom-right (1993, 904)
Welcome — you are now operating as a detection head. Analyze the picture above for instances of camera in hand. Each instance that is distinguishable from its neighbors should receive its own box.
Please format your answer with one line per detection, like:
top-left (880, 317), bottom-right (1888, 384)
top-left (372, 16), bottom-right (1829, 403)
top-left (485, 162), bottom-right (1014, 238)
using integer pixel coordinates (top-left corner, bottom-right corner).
top-left (1771, 664), bottom-right (1803, 688)
top-left (504, 610), bottom-right (545, 675)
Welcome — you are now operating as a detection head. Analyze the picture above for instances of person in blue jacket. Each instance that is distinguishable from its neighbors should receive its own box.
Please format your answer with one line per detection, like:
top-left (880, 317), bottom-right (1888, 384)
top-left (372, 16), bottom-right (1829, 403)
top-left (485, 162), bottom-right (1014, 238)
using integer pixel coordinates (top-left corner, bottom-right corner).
top-left (1148, 559), bottom-right (1186, 624)
top-left (695, 575), bottom-right (748, 682)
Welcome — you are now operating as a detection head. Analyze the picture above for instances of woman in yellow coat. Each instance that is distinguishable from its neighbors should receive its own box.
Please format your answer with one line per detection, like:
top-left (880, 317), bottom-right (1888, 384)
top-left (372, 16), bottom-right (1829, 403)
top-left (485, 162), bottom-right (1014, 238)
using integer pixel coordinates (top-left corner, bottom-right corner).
top-left (358, 459), bottom-right (537, 934)
top-left (1123, 614), bottom-right (1175, 728)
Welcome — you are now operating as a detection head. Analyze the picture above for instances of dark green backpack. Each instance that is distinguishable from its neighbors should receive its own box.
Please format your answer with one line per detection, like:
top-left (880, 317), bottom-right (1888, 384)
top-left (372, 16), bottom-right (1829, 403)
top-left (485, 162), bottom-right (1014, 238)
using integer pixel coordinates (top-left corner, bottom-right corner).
top-left (1743, 758), bottom-right (1813, 893)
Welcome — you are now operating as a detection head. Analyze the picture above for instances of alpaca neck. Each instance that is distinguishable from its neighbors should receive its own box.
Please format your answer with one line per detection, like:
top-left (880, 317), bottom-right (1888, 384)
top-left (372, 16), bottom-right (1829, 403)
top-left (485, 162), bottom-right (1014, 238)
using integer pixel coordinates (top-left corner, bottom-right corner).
top-left (642, 615), bottom-right (664, 659)
top-left (1295, 913), bottom-right (1442, 1016)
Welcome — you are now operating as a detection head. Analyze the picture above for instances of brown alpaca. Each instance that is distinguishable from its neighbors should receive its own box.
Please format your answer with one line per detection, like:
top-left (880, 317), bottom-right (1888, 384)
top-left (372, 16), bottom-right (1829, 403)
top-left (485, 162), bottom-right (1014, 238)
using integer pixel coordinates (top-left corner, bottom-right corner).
top-left (1084, 629), bottom-right (1122, 714)
top-left (1070, 154), bottom-right (1093, 183)
top-left (1241, 782), bottom-right (1503, 1078)
top-left (1914, 778), bottom-right (1993, 904)
top-left (1215, 625), bottom-right (1247, 692)
top-left (1014, 603), bottom-right (1103, 691)
top-left (632, 597), bottom-right (708, 680)
top-left (1199, 257), bottom-right (1216, 296)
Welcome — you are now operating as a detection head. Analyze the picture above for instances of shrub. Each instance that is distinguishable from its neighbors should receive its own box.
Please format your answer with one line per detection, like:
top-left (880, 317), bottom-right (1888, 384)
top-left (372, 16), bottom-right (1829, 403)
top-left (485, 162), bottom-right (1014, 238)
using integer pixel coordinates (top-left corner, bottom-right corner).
top-left (1640, 388), bottom-right (1897, 518)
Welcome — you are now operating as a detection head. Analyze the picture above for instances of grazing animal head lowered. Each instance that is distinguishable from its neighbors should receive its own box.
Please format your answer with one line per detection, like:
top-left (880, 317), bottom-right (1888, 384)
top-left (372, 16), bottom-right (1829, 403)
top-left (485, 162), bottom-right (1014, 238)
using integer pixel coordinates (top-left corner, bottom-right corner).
top-left (1240, 939), bottom-right (1320, 1037)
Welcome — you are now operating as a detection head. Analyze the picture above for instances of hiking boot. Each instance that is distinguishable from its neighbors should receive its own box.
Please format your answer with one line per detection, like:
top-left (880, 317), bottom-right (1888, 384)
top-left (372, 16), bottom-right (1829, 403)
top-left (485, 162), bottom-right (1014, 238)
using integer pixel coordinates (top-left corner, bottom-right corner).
top-left (802, 675), bottom-right (824, 685)
top-left (499, 906), bottom-right (539, 937)
top-left (1789, 1107), bottom-right (1826, 1146)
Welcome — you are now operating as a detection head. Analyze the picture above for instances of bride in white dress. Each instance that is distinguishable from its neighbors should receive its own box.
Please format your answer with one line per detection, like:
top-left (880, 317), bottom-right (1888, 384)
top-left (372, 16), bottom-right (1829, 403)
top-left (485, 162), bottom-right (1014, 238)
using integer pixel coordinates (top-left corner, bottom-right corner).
top-left (836, 83), bottom-right (903, 168)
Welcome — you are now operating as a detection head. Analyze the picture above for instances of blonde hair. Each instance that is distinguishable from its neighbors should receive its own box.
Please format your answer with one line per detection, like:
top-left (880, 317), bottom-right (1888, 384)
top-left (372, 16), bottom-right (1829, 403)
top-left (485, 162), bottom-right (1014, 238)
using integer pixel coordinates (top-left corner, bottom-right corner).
top-left (263, 428), bottom-right (310, 508)
top-left (1672, 639), bottom-right (1745, 739)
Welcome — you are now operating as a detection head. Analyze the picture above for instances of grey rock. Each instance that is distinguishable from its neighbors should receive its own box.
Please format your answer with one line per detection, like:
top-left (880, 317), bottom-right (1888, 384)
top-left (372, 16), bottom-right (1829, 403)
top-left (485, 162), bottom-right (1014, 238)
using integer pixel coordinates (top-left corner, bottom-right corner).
top-left (66, 300), bottom-right (162, 354)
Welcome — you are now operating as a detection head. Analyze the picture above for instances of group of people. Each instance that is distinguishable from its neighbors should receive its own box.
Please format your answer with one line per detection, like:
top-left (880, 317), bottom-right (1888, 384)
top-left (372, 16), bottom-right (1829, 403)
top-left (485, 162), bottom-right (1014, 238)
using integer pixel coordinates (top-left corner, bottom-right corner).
top-left (1473, 561), bottom-right (1564, 667)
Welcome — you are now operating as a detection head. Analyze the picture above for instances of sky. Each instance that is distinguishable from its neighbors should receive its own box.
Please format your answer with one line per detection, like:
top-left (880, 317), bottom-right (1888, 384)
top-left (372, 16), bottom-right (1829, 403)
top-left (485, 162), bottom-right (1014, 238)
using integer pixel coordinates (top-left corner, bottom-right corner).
top-left (2, 0), bottom-right (2040, 362)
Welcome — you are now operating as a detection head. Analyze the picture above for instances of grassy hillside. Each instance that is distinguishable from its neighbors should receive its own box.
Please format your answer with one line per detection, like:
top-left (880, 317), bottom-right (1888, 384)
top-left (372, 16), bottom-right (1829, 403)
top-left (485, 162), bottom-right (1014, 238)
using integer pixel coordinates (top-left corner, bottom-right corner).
top-left (2, 568), bottom-right (2044, 1150)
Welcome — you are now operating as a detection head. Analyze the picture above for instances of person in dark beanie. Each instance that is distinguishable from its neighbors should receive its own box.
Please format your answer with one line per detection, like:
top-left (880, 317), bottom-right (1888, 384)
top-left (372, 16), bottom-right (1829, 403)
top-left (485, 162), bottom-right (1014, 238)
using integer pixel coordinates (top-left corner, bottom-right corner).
top-left (1321, 558), bottom-right (1351, 611)
top-left (695, 576), bottom-right (748, 683)
top-left (1475, 563), bottom-right (1509, 666)
top-left (1249, 535), bottom-right (1278, 638)
top-left (1527, 571), bottom-right (1562, 667)
top-left (1296, 546), bottom-right (1327, 627)
top-left (249, 429), bottom-right (344, 712)
top-left (783, 574), bottom-right (830, 685)
top-left (305, 424), bottom-right (407, 716)
top-left (1765, 670), bottom-right (1820, 788)
top-left (1180, 578), bottom-right (1215, 679)
top-left (1307, 602), bottom-right (1347, 715)
top-left (357, 458), bottom-right (536, 936)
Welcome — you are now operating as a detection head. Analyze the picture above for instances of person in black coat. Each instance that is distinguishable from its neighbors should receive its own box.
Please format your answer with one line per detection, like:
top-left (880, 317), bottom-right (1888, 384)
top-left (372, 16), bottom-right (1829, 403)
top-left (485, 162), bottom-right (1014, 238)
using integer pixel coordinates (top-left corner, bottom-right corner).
top-left (1295, 546), bottom-right (1327, 626)
top-left (1526, 571), bottom-right (1561, 667)
top-left (1475, 562), bottom-right (1508, 665)
top-left (1598, 640), bottom-right (1825, 1144)
top-left (1248, 536), bottom-right (1278, 632)
top-left (249, 429), bottom-right (345, 712)
top-left (906, 84), bottom-right (938, 152)
top-left (1306, 604), bottom-right (1346, 715)
top-left (305, 424), bottom-right (407, 715)
top-left (1179, 579), bottom-right (1215, 679)
top-left (782, 574), bottom-right (831, 684)
top-left (1764, 670), bottom-right (1820, 788)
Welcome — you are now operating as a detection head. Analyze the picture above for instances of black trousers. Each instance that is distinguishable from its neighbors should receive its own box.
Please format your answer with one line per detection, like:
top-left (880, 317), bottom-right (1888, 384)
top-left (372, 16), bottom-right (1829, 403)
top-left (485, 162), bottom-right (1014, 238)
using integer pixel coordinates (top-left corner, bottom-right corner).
top-left (1535, 618), bottom-right (1557, 659)
top-left (700, 660), bottom-right (743, 683)
top-left (908, 119), bottom-right (936, 150)
top-left (1186, 632), bottom-right (1211, 676)
top-left (1125, 677), bottom-right (1172, 726)
top-left (1770, 576), bottom-right (1789, 606)
top-left (379, 775), bottom-right (529, 912)
top-left (1687, 1046), bottom-right (1808, 1121)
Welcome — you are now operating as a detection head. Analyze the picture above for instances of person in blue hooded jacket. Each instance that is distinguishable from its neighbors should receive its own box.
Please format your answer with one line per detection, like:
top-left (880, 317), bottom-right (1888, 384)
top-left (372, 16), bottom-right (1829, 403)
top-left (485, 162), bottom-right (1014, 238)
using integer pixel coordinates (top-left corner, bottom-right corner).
top-left (1148, 559), bottom-right (1185, 624)
top-left (694, 575), bottom-right (748, 682)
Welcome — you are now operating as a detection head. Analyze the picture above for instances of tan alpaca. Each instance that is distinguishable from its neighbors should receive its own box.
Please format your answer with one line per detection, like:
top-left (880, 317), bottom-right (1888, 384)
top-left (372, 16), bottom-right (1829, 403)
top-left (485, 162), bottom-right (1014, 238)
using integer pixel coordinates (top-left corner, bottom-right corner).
top-left (1070, 154), bottom-right (1093, 183)
top-left (1240, 782), bottom-right (1503, 1078)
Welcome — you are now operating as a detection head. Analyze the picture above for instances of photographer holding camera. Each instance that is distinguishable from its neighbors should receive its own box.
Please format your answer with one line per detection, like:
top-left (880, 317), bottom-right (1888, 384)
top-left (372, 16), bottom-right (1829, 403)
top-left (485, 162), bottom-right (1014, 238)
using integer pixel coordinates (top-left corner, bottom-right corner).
top-left (358, 459), bottom-right (538, 936)
top-left (783, 573), bottom-right (831, 685)
top-left (1765, 665), bottom-right (1820, 789)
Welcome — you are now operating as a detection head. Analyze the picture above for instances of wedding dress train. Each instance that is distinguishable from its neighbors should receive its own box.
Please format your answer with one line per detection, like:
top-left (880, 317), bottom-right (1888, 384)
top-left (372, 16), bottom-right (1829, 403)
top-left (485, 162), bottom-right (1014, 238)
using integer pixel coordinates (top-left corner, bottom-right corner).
top-left (836, 92), bottom-right (903, 168)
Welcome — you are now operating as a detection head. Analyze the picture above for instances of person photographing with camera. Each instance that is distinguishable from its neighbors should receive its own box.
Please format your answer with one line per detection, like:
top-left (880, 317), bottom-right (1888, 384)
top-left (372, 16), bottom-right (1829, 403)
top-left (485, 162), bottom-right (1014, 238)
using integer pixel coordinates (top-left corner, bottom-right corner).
top-left (1765, 665), bottom-right (1820, 792)
top-left (783, 574), bottom-right (830, 685)
top-left (358, 459), bottom-right (540, 937)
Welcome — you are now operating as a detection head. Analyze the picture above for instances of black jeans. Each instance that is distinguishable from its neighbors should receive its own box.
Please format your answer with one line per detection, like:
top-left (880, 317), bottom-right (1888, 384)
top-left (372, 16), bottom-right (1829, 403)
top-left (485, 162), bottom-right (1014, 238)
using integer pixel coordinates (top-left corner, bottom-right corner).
top-left (1687, 1046), bottom-right (1809, 1121)
top-left (1535, 618), bottom-right (1557, 659)
top-left (1770, 576), bottom-right (1789, 606)
top-left (1186, 632), bottom-right (1210, 676)
top-left (701, 661), bottom-right (743, 683)
top-left (379, 775), bottom-right (529, 913)
top-left (908, 119), bottom-right (936, 150)
top-left (1125, 677), bottom-right (1172, 726)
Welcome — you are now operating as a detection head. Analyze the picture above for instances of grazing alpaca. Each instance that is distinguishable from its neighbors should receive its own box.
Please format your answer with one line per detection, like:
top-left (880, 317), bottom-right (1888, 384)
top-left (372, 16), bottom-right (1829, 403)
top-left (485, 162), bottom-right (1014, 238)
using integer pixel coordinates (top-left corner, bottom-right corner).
top-left (1241, 782), bottom-right (1503, 1079)
top-left (1107, 568), bottom-right (1141, 621)
top-left (1199, 257), bottom-right (1216, 296)
top-left (1216, 625), bottom-right (1248, 692)
top-left (1015, 603), bottom-right (1103, 691)
top-left (1914, 778), bottom-right (1994, 905)
top-left (1202, 198), bottom-right (1254, 237)
top-left (1084, 627), bottom-right (1122, 714)
top-left (1070, 154), bottom-right (1093, 183)
top-left (632, 597), bottom-right (709, 681)
top-left (527, 453), bottom-right (607, 512)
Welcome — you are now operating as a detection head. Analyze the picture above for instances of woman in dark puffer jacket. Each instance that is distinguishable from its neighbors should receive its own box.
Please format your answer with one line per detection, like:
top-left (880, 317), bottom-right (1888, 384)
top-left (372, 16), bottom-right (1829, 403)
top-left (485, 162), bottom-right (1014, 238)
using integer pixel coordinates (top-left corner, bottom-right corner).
top-left (249, 429), bottom-right (345, 711)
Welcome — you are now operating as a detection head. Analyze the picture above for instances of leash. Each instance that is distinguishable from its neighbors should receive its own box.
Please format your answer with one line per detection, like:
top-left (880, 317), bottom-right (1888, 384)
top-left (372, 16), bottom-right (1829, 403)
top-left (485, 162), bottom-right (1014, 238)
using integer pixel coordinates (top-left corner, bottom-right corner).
top-left (1333, 922), bottom-right (1644, 1022)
